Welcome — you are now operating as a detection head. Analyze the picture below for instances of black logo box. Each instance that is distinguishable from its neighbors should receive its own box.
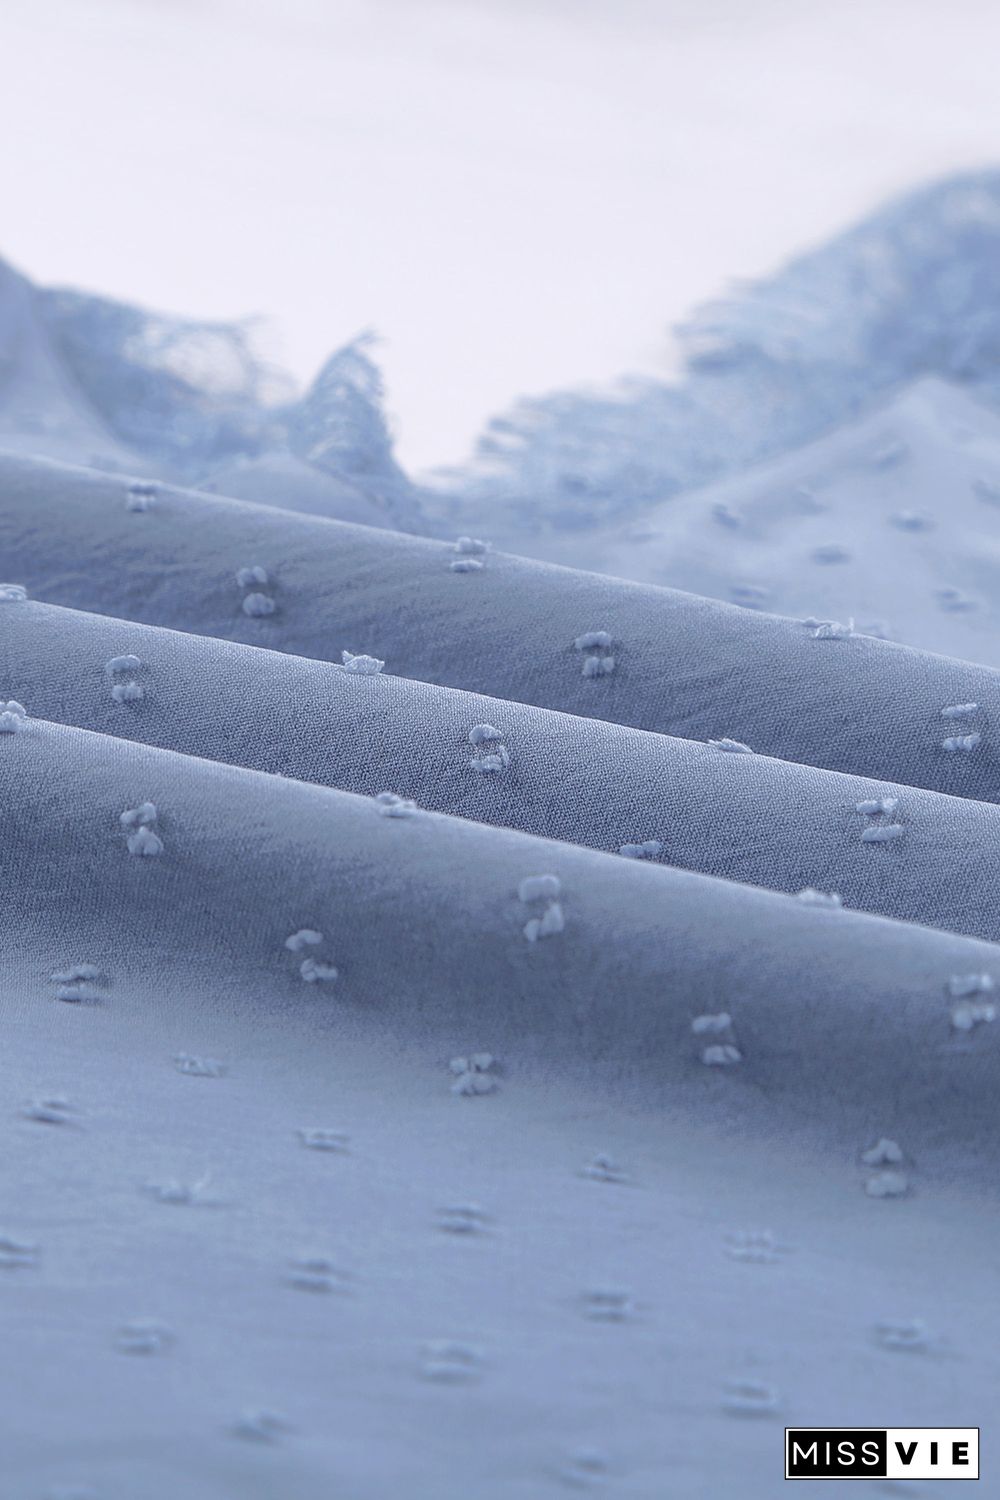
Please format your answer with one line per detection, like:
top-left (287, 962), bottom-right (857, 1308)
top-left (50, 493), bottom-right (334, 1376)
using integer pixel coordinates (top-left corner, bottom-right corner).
top-left (787, 1430), bottom-right (888, 1479)
top-left (786, 1429), bottom-right (980, 1480)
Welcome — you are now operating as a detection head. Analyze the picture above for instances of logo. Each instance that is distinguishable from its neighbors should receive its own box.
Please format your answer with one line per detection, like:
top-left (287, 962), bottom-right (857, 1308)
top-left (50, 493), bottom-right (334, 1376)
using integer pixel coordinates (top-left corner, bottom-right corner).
top-left (785, 1429), bottom-right (979, 1481)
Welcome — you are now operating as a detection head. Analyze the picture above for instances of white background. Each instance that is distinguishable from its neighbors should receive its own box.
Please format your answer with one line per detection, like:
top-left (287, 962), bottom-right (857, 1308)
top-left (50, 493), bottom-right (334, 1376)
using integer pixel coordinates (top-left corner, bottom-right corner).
top-left (885, 1429), bottom-right (979, 1480)
top-left (3, 0), bottom-right (1000, 470)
